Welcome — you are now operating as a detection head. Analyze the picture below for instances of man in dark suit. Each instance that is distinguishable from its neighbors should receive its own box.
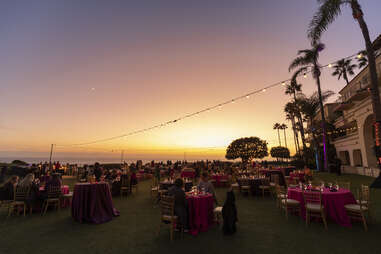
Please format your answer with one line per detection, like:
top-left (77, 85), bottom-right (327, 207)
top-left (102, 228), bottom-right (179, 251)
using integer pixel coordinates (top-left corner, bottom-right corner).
top-left (168, 178), bottom-right (188, 231)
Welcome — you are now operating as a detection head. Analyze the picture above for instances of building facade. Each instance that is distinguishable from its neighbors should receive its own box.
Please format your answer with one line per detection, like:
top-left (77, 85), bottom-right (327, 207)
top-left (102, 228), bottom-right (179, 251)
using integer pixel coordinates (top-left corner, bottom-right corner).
top-left (331, 50), bottom-right (381, 177)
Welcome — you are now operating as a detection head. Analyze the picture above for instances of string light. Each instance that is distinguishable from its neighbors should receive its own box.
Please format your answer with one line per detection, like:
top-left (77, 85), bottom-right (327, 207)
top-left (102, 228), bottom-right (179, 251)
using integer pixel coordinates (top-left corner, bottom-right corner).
top-left (357, 53), bottom-right (363, 59)
top-left (246, 95), bottom-right (250, 99)
top-left (55, 51), bottom-right (364, 147)
top-left (328, 64), bottom-right (332, 68)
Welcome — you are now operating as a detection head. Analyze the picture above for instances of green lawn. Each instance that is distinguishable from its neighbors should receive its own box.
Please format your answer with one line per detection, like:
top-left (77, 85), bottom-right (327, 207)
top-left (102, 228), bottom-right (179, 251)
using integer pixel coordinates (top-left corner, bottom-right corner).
top-left (0, 173), bottom-right (380, 254)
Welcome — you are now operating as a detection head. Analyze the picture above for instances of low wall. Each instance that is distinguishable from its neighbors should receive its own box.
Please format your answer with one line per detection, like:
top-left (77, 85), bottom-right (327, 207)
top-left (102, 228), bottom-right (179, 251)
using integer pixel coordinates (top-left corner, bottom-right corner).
top-left (341, 166), bottom-right (380, 177)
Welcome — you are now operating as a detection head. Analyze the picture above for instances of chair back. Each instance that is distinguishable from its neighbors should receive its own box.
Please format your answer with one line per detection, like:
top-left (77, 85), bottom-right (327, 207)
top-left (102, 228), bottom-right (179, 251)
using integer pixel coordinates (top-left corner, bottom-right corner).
top-left (361, 184), bottom-right (370, 202)
top-left (270, 174), bottom-right (279, 185)
top-left (14, 186), bottom-right (30, 201)
top-left (160, 195), bottom-right (175, 218)
top-left (261, 177), bottom-right (270, 186)
top-left (239, 178), bottom-right (249, 186)
top-left (303, 190), bottom-right (322, 207)
top-left (47, 186), bottom-right (62, 198)
top-left (121, 174), bottom-right (130, 188)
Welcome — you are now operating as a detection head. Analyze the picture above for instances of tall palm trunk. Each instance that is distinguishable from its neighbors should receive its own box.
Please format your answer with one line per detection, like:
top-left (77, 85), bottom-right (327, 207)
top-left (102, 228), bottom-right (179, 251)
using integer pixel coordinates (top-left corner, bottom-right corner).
top-left (283, 128), bottom-right (287, 148)
top-left (293, 93), bottom-right (307, 150)
top-left (314, 66), bottom-right (329, 172)
top-left (277, 129), bottom-right (282, 146)
top-left (343, 71), bottom-right (349, 85)
top-left (291, 116), bottom-right (301, 155)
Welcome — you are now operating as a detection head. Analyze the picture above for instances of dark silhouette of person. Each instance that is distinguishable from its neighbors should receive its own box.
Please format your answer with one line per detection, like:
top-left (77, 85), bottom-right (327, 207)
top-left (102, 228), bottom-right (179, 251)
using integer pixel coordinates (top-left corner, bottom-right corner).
top-left (222, 189), bottom-right (237, 235)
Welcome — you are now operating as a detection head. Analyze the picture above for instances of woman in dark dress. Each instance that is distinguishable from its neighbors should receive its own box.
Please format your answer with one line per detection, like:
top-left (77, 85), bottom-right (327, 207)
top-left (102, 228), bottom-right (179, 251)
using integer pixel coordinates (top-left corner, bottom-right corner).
top-left (168, 178), bottom-right (188, 231)
top-left (222, 188), bottom-right (237, 235)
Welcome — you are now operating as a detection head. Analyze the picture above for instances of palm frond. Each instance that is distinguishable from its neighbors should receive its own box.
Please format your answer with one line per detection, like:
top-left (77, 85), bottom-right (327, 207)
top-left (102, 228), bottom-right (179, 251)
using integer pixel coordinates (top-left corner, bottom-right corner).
top-left (308, 0), bottom-right (346, 44)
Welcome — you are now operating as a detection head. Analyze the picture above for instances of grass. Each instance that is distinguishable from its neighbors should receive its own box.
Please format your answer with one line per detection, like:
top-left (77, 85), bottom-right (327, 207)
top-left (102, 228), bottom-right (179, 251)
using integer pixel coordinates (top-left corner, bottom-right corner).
top-left (0, 173), bottom-right (380, 254)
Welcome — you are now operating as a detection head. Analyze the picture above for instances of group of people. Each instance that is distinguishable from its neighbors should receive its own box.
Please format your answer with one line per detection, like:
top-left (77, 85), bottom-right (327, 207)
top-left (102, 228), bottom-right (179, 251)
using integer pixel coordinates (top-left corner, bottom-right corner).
top-left (0, 172), bottom-right (62, 210)
top-left (167, 172), bottom-right (237, 235)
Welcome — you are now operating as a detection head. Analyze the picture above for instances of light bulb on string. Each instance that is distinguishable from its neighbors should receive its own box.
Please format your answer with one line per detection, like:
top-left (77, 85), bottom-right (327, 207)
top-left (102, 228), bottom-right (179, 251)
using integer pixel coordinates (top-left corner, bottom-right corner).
top-left (231, 100), bottom-right (235, 104)
top-left (328, 64), bottom-right (332, 68)
top-left (281, 82), bottom-right (286, 86)
top-left (246, 95), bottom-right (250, 99)
top-left (303, 73), bottom-right (307, 78)
top-left (357, 53), bottom-right (363, 59)
top-left (262, 88), bottom-right (266, 92)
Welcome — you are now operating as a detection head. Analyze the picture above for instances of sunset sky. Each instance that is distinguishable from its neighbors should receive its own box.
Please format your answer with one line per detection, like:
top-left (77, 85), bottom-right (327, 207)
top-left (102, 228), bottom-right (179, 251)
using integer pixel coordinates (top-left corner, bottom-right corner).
top-left (1, 0), bottom-right (381, 163)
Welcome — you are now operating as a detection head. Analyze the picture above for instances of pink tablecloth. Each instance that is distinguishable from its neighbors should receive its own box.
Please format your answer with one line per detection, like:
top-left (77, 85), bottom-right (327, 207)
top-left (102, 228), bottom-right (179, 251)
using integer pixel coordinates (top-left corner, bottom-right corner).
top-left (71, 183), bottom-right (119, 224)
top-left (287, 188), bottom-right (356, 227)
top-left (186, 194), bottom-right (214, 235)
top-left (181, 171), bottom-right (196, 178)
top-left (211, 175), bottom-right (229, 186)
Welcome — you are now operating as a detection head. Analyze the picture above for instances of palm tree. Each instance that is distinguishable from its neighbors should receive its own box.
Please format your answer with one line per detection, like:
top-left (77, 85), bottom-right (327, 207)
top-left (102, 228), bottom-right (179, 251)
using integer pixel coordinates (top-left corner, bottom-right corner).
top-left (280, 123), bottom-right (288, 148)
top-left (299, 91), bottom-right (334, 170)
top-left (286, 71), bottom-right (307, 150)
top-left (289, 42), bottom-right (329, 171)
top-left (285, 102), bottom-right (301, 156)
top-left (357, 50), bottom-right (368, 69)
top-left (332, 58), bottom-right (357, 85)
top-left (273, 123), bottom-right (282, 146)
top-left (308, 0), bottom-right (381, 176)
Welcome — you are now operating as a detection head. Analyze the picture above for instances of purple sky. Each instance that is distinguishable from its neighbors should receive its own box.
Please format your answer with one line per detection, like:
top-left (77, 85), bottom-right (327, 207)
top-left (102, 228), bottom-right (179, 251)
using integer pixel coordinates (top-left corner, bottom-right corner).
top-left (1, 0), bottom-right (381, 162)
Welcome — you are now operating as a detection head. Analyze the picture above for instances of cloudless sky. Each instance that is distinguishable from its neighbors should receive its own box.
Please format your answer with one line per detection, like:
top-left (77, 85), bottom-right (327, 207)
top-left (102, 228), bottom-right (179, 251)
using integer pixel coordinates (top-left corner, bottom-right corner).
top-left (1, 0), bottom-right (381, 162)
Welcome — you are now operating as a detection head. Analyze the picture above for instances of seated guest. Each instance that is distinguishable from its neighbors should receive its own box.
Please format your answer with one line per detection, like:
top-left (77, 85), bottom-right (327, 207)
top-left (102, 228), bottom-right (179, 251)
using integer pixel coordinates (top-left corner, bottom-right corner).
top-left (94, 162), bottom-right (103, 182)
top-left (222, 187), bottom-right (237, 235)
top-left (198, 172), bottom-right (216, 199)
top-left (0, 175), bottom-right (19, 201)
top-left (168, 178), bottom-right (188, 231)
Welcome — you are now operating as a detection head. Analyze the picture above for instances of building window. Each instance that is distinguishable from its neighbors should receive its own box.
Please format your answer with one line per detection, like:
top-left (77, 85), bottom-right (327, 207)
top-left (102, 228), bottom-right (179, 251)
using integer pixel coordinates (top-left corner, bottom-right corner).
top-left (339, 151), bottom-right (350, 165)
top-left (353, 149), bottom-right (363, 167)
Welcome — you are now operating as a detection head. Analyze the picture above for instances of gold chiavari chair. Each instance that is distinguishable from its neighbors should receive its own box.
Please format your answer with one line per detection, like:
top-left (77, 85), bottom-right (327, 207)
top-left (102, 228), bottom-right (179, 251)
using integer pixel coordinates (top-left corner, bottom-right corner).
top-left (41, 185), bottom-right (61, 216)
top-left (120, 174), bottom-right (130, 198)
top-left (338, 182), bottom-right (351, 190)
top-left (345, 189), bottom-right (369, 231)
top-left (277, 185), bottom-right (300, 219)
top-left (9, 186), bottom-right (30, 217)
top-left (303, 190), bottom-right (327, 229)
top-left (157, 195), bottom-right (182, 241)
top-left (259, 177), bottom-right (271, 198)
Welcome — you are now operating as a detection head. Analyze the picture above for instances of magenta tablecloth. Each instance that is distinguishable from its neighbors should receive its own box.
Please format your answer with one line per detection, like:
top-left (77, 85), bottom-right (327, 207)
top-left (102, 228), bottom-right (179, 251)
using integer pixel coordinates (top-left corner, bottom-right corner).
top-left (71, 183), bottom-right (120, 224)
top-left (211, 175), bottom-right (229, 186)
top-left (287, 188), bottom-right (356, 227)
top-left (187, 194), bottom-right (214, 235)
top-left (181, 171), bottom-right (196, 178)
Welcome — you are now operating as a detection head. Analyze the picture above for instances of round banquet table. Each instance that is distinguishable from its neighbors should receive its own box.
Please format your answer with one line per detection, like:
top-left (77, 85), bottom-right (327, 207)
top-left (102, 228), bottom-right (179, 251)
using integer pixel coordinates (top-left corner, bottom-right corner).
top-left (181, 171), bottom-right (196, 178)
top-left (287, 187), bottom-right (357, 227)
top-left (186, 194), bottom-right (214, 235)
top-left (211, 174), bottom-right (229, 187)
top-left (71, 183), bottom-right (120, 224)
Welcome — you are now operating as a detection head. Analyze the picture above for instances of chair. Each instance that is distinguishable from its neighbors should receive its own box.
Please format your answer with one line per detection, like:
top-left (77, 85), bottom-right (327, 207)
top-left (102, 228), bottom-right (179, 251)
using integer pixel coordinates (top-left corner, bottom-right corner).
top-left (345, 189), bottom-right (369, 231)
top-left (62, 191), bottom-right (73, 208)
top-left (214, 206), bottom-right (223, 225)
top-left (41, 186), bottom-right (61, 216)
top-left (238, 178), bottom-right (250, 196)
top-left (219, 178), bottom-right (228, 187)
top-left (157, 195), bottom-right (181, 241)
top-left (275, 184), bottom-right (287, 209)
top-left (276, 185), bottom-right (300, 219)
top-left (151, 178), bottom-right (159, 199)
top-left (8, 186), bottom-right (30, 217)
top-left (120, 174), bottom-right (130, 197)
top-left (303, 190), bottom-right (327, 229)
top-left (338, 182), bottom-right (351, 190)
top-left (357, 185), bottom-right (371, 221)
top-left (259, 178), bottom-right (271, 198)
top-left (270, 174), bottom-right (280, 187)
